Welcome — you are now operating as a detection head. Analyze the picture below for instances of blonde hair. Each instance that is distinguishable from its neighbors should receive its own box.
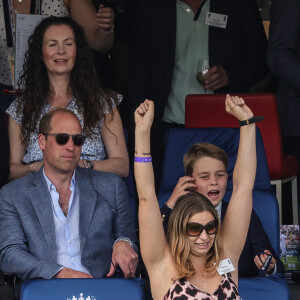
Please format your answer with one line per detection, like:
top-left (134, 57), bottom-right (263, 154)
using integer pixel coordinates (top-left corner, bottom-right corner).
top-left (167, 192), bottom-right (223, 280)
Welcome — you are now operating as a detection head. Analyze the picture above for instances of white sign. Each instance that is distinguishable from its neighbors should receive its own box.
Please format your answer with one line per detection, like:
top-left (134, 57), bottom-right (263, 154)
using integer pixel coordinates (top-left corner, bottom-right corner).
top-left (205, 12), bottom-right (228, 29)
top-left (216, 258), bottom-right (235, 275)
top-left (14, 13), bottom-right (47, 87)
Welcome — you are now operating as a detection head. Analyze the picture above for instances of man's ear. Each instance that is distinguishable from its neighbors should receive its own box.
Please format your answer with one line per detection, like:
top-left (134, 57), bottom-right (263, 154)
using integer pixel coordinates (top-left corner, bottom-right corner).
top-left (38, 134), bottom-right (46, 150)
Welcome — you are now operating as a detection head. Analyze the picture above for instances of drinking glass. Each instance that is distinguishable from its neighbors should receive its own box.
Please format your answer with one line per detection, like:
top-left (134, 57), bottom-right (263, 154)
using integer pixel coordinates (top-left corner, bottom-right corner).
top-left (197, 59), bottom-right (210, 93)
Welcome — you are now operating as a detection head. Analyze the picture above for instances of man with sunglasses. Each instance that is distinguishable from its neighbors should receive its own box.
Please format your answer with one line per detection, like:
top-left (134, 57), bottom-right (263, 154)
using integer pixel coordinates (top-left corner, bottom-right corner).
top-left (161, 142), bottom-right (284, 278)
top-left (0, 109), bottom-right (138, 285)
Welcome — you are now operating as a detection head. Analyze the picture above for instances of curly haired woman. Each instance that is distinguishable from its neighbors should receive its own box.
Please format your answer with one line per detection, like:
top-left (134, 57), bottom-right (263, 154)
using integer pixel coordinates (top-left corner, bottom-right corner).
top-left (7, 16), bottom-right (128, 179)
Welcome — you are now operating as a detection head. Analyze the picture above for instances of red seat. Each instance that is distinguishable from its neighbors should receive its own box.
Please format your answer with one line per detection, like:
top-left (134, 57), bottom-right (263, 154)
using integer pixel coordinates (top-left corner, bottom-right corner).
top-left (185, 93), bottom-right (299, 224)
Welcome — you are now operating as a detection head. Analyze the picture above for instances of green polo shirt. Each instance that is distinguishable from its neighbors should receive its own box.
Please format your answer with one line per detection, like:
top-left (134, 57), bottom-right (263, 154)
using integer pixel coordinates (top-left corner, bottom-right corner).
top-left (163, 0), bottom-right (213, 125)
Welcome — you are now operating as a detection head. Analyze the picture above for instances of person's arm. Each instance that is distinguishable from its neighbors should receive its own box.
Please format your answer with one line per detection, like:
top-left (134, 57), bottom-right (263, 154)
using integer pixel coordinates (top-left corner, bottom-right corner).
top-left (248, 211), bottom-right (284, 275)
top-left (68, 0), bottom-right (114, 53)
top-left (79, 108), bottom-right (129, 177)
top-left (106, 174), bottom-right (138, 278)
top-left (220, 95), bottom-right (256, 281)
top-left (134, 100), bottom-right (177, 299)
top-left (0, 186), bottom-right (61, 279)
top-left (8, 117), bottom-right (43, 180)
top-left (268, 0), bottom-right (300, 92)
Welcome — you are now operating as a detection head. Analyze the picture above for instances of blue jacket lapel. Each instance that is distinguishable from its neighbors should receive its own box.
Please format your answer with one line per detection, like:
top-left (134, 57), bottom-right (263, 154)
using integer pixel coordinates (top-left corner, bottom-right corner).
top-left (76, 168), bottom-right (97, 253)
top-left (29, 169), bottom-right (57, 261)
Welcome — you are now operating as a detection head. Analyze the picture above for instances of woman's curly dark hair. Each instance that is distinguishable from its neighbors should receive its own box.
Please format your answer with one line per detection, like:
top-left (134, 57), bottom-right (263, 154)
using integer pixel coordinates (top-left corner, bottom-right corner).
top-left (18, 16), bottom-right (117, 144)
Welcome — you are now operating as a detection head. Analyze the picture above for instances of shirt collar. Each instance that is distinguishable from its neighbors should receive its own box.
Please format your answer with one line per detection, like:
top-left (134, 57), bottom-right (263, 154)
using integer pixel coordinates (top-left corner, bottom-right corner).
top-left (43, 168), bottom-right (77, 192)
top-left (215, 201), bottom-right (222, 219)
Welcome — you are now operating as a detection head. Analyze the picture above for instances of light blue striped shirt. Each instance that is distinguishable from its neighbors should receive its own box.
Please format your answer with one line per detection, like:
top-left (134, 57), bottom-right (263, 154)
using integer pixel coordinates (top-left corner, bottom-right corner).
top-left (43, 169), bottom-right (90, 274)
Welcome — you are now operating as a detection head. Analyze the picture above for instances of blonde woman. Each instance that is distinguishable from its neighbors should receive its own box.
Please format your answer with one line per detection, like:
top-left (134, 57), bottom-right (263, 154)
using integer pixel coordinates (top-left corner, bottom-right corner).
top-left (134, 95), bottom-right (257, 299)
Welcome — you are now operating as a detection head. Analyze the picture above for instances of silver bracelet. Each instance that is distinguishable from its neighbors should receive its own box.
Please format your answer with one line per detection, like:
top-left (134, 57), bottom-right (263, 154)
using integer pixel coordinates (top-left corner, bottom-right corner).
top-left (113, 237), bottom-right (133, 248)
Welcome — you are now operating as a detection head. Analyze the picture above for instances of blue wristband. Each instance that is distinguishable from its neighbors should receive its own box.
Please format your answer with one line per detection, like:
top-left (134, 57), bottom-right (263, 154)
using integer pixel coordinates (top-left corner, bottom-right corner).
top-left (134, 156), bottom-right (152, 163)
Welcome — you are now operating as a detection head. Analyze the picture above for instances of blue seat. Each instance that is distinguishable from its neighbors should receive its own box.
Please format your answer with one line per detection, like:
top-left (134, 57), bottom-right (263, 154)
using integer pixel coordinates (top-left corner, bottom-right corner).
top-left (239, 274), bottom-right (291, 300)
top-left (21, 278), bottom-right (145, 300)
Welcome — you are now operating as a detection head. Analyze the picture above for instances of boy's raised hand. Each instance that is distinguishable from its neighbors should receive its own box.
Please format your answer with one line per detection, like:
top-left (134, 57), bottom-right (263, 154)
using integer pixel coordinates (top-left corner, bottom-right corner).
top-left (225, 94), bottom-right (254, 121)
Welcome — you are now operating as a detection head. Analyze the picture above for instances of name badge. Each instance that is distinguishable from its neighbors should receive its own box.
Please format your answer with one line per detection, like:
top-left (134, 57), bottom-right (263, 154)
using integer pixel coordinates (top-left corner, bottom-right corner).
top-left (205, 12), bottom-right (228, 29)
top-left (216, 258), bottom-right (235, 275)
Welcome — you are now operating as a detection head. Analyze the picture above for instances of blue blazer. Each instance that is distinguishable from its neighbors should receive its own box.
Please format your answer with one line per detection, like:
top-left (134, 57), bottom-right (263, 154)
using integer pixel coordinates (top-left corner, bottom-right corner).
top-left (0, 167), bottom-right (138, 280)
top-left (161, 201), bottom-right (284, 277)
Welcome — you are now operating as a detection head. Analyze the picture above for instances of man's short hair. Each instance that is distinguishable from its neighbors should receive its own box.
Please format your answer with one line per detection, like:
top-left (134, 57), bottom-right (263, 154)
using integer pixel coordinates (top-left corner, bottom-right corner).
top-left (39, 108), bottom-right (80, 135)
top-left (183, 142), bottom-right (228, 176)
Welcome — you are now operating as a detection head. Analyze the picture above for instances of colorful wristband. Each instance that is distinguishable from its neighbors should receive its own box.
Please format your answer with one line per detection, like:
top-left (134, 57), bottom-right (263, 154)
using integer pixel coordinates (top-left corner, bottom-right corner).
top-left (134, 156), bottom-right (152, 163)
top-left (239, 116), bottom-right (264, 126)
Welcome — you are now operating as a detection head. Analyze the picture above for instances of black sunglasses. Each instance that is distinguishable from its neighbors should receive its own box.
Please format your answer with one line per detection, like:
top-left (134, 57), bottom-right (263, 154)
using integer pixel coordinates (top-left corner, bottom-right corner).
top-left (186, 220), bottom-right (217, 237)
top-left (43, 133), bottom-right (86, 146)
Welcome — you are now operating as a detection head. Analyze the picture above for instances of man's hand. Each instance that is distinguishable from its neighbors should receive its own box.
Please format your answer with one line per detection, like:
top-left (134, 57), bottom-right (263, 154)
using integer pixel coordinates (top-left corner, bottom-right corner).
top-left (166, 176), bottom-right (197, 209)
top-left (107, 241), bottom-right (138, 278)
top-left (54, 268), bottom-right (93, 278)
top-left (254, 250), bottom-right (276, 275)
top-left (96, 4), bottom-right (115, 32)
top-left (205, 65), bottom-right (230, 90)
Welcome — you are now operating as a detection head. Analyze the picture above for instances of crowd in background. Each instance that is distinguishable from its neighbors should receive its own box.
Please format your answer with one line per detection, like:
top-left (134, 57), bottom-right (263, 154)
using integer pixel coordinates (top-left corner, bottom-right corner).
top-left (0, 0), bottom-right (299, 299)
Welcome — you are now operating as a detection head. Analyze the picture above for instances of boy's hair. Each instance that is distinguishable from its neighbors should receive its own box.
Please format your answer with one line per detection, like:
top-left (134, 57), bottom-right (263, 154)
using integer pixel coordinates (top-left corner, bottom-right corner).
top-left (183, 142), bottom-right (228, 176)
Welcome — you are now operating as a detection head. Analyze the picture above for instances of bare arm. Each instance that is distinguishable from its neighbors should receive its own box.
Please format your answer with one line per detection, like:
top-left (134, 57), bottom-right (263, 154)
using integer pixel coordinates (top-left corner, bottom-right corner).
top-left (79, 108), bottom-right (129, 177)
top-left (8, 117), bottom-right (43, 180)
top-left (68, 0), bottom-right (114, 53)
top-left (134, 100), bottom-right (176, 299)
top-left (221, 95), bottom-right (256, 278)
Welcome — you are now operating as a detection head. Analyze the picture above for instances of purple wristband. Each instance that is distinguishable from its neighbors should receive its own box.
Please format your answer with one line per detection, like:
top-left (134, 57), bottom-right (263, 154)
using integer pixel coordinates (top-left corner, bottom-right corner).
top-left (134, 156), bottom-right (152, 163)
